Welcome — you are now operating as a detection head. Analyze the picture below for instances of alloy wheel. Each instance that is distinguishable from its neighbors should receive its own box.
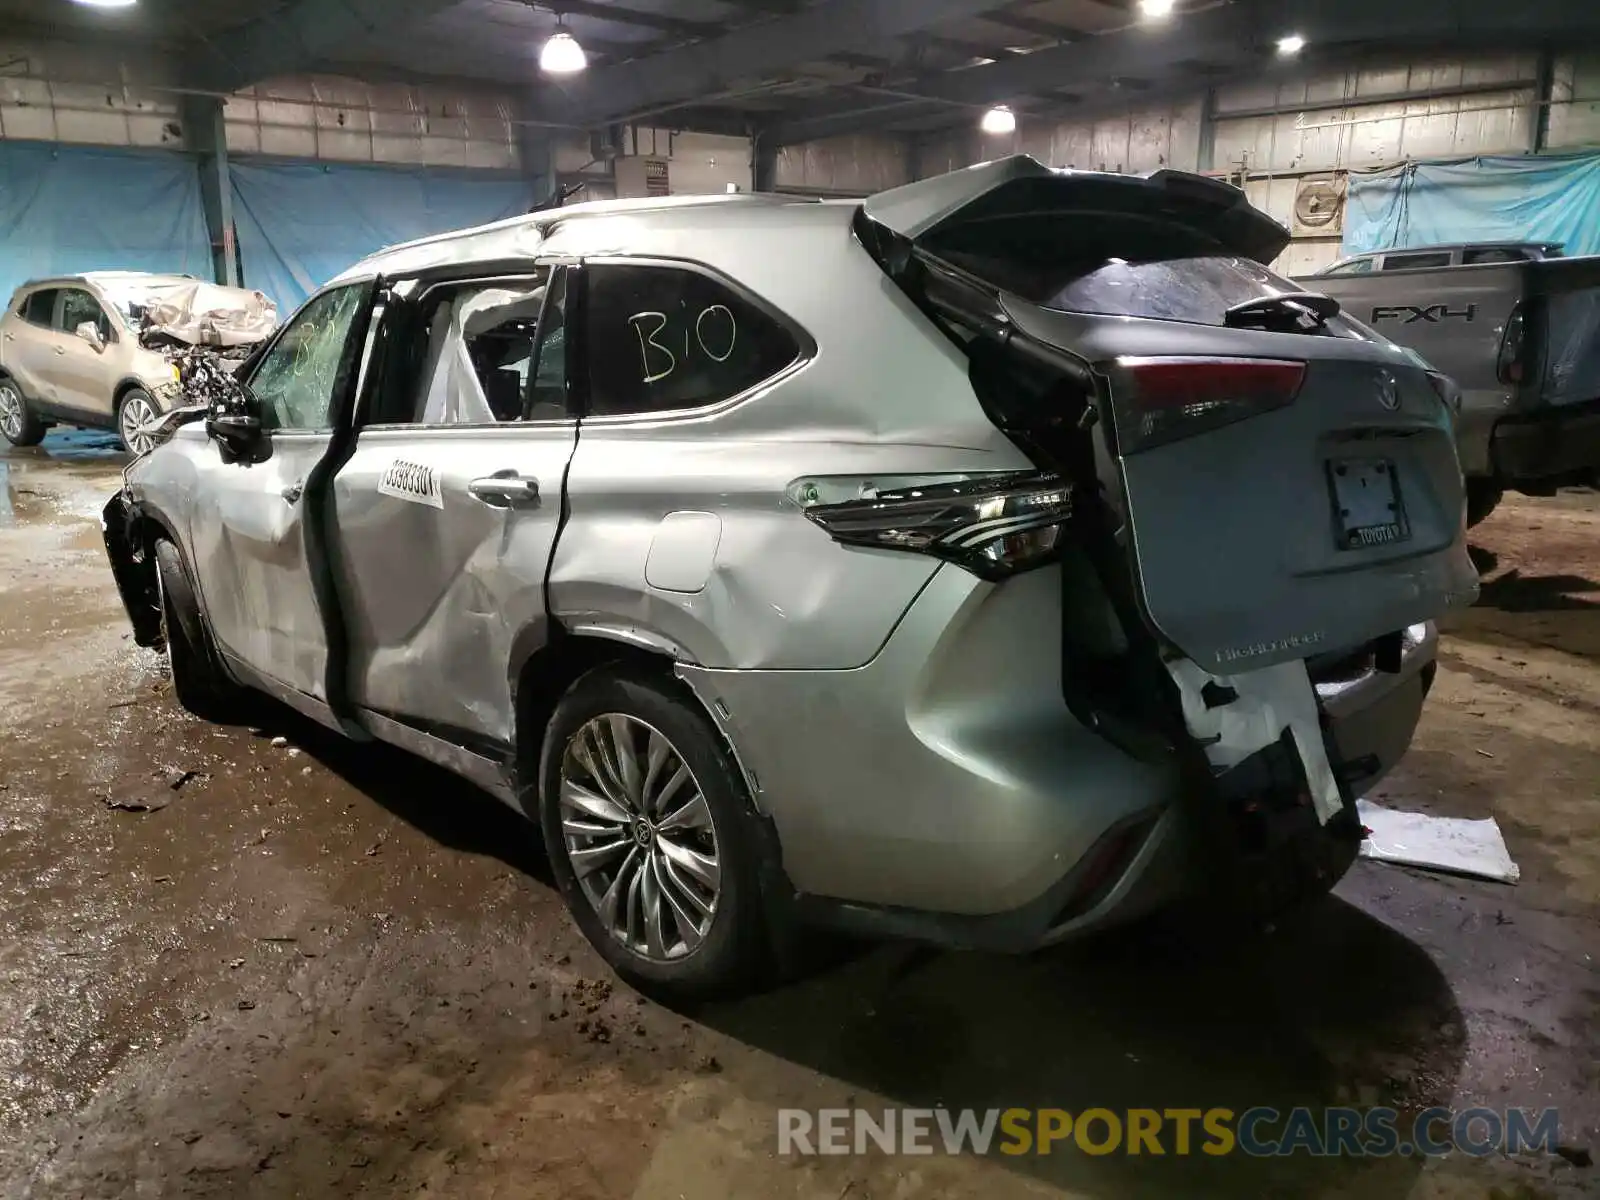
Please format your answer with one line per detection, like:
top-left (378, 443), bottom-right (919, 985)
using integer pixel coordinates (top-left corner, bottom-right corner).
top-left (121, 393), bottom-right (159, 456)
top-left (559, 714), bottom-right (721, 962)
top-left (0, 383), bottom-right (24, 442)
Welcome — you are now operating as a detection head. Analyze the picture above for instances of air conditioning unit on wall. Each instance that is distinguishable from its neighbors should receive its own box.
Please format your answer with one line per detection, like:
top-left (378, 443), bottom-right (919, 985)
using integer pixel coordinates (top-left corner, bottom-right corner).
top-left (1292, 176), bottom-right (1347, 237)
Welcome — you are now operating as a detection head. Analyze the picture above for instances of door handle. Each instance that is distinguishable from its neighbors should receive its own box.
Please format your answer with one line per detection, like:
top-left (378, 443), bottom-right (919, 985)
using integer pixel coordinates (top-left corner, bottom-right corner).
top-left (468, 472), bottom-right (541, 509)
top-left (282, 483), bottom-right (304, 504)
top-left (54, 346), bottom-right (66, 356)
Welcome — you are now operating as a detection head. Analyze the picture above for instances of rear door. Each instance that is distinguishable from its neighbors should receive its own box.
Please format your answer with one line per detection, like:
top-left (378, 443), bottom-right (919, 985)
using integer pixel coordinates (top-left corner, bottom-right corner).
top-left (329, 264), bottom-right (577, 753)
top-left (5, 289), bottom-right (65, 406)
top-left (862, 157), bottom-right (1478, 676)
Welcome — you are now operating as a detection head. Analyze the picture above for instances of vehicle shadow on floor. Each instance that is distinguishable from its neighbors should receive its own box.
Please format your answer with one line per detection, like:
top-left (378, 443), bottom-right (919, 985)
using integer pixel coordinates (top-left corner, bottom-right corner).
top-left (1476, 569), bottom-right (1600, 613)
top-left (245, 705), bottom-right (551, 884)
top-left (246, 704), bottom-right (1463, 1199)
top-left (704, 900), bottom-right (1465, 1198)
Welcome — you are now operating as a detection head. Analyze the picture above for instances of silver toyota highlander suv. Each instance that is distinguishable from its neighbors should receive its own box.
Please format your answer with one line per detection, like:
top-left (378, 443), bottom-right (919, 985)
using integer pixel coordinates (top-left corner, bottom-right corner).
top-left (103, 157), bottom-right (1479, 999)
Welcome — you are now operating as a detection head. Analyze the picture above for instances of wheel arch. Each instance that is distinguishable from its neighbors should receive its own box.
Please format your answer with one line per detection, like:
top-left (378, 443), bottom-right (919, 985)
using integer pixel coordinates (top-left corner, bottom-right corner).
top-left (114, 376), bottom-right (153, 404)
top-left (509, 624), bottom-right (761, 819)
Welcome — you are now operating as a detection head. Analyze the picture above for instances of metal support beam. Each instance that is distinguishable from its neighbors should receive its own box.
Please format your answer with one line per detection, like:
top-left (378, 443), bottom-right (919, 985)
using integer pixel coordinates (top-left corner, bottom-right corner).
top-left (1196, 86), bottom-right (1217, 174)
top-left (769, 0), bottom-right (1600, 145)
top-left (752, 131), bottom-right (779, 192)
top-left (1532, 47), bottom-right (1557, 153)
top-left (192, 0), bottom-right (464, 92)
top-left (179, 95), bottom-right (238, 287)
top-left (518, 116), bottom-right (558, 212)
top-left (542, 0), bottom-right (1016, 127)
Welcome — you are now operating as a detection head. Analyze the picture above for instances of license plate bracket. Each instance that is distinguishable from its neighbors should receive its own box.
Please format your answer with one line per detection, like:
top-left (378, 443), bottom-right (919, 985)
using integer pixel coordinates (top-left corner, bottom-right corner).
top-left (1329, 458), bottom-right (1408, 550)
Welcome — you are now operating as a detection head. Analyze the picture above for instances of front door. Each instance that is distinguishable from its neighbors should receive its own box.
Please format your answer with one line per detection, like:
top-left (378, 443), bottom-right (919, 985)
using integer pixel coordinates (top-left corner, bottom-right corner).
top-left (53, 288), bottom-right (116, 419)
top-left (189, 282), bottom-right (372, 705)
top-left (330, 266), bottom-right (577, 752)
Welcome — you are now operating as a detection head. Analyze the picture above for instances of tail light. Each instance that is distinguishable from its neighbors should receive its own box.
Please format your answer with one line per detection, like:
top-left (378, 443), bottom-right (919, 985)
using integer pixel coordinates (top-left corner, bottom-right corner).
top-left (795, 472), bottom-right (1072, 581)
top-left (1497, 303), bottom-right (1528, 384)
top-left (1107, 357), bottom-right (1306, 453)
top-left (1425, 371), bottom-right (1462, 418)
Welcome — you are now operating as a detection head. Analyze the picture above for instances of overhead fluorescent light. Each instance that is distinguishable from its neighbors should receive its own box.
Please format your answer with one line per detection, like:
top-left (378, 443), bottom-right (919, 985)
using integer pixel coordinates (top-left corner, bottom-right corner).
top-left (540, 26), bottom-right (588, 75)
top-left (70, 0), bottom-right (138, 7)
top-left (1276, 33), bottom-right (1306, 56)
top-left (981, 105), bottom-right (1017, 135)
top-left (1138, 0), bottom-right (1176, 19)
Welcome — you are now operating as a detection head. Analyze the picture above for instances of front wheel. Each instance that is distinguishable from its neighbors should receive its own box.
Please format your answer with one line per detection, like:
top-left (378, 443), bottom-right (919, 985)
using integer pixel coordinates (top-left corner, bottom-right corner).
top-left (154, 539), bottom-right (250, 722)
top-left (0, 378), bottom-right (47, 447)
top-left (539, 667), bottom-right (772, 1002)
top-left (117, 388), bottom-right (161, 456)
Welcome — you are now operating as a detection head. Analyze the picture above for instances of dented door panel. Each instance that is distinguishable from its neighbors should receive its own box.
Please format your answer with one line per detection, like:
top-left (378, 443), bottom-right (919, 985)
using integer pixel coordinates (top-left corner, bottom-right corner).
top-left (331, 425), bottom-right (576, 747)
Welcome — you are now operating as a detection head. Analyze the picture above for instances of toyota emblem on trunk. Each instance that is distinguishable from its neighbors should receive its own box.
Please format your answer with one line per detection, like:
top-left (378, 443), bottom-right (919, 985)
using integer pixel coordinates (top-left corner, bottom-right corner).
top-left (1377, 371), bottom-right (1401, 411)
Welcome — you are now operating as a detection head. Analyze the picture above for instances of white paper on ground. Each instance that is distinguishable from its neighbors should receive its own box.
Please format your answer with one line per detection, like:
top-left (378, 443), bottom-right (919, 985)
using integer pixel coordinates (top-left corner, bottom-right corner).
top-left (1167, 658), bottom-right (1345, 825)
top-left (1356, 799), bottom-right (1520, 884)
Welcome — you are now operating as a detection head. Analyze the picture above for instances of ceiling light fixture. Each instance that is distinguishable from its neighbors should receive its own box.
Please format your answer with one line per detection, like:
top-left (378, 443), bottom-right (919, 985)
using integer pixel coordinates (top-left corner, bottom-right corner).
top-left (69, 0), bottom-right (139, 7)
top-left (539, 18), bottom-right (587, 75)
top-left (1276, 33), bottom-right (1306, 56)
top-left (1137, 0), bottom-right (1176, 19)
top-left (981, 104), bottom-right (1017, 135)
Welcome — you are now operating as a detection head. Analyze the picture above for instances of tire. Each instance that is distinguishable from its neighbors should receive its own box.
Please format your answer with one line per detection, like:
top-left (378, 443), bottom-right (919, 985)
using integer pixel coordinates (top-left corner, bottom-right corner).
top-left (154, 539), bottom-right (249, 721)
top-left (117, 387), bottom-right (161, 456)
top-left (1465, 480), bottom-right (1503, 528)
top-left (539, 667), bottom-right (771, 1002)
top-left (0, 376), bottom-right (47, 447)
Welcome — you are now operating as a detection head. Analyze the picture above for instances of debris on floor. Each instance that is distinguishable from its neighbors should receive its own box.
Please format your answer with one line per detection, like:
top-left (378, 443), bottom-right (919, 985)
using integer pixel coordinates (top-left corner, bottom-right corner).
top-left (1356, 799), bottom-right (1521, 884)
top-left (101, 767), bottom-right (206, 814)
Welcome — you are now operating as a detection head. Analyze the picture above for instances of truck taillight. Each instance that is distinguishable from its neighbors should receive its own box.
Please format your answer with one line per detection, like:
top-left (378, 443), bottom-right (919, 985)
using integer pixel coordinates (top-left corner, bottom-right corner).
top-left (1108, 356), bottom-right (1306, 453)
top-left (796, 472), bottom-right (1072, 581)
top-left (1497, 303), bottom-right (1528, 384)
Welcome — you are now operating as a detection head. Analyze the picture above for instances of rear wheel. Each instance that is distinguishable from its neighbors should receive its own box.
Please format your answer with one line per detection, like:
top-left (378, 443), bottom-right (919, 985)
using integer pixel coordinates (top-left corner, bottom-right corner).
top-left (154, 539), bottom-right (249, 721)
top-left (539, 667), bottom-right (771, 1002)
top-left (0, 378), bottom-right (46, 447)
top-left (117, 388), bottom-right (160, 456)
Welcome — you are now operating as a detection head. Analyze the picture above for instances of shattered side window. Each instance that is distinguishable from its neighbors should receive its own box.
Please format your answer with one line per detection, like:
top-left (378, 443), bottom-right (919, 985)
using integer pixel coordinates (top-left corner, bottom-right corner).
top-left (248, 285), bottom-right (367, 432)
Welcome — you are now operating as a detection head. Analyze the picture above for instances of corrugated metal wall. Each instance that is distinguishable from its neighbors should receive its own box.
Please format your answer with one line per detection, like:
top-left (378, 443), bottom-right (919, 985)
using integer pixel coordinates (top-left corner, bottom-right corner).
top-left (1, 36), bottom-right (522, 171)
top-left (775, 51), bottom-right (1600, 274)
top-left (775, 133), bottom-right (913, 196)
top-left (223, 76), bottom-right (519, 170)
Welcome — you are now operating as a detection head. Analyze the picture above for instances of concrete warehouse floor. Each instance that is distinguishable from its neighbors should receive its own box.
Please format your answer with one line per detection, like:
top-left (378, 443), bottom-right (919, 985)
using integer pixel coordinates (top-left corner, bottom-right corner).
top-left (0, 432), bottom-right (1596, 1200)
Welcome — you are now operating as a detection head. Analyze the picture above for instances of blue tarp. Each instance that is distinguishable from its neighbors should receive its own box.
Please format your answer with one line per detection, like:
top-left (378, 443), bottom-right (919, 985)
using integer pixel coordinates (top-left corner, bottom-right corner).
top-left (230, 161), bottom-right (529, 314)
top-left (0, 142), bottom-right (211, 309)
top-left (1344, 152), bottom-right (1600, 258)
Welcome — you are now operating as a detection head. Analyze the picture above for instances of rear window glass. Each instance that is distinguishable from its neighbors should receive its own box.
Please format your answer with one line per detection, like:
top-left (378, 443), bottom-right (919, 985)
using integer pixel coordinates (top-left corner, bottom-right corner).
top-left (943, 250), bottom-right (1370, 334)
top-left (21, 289), bottom-right (57, 326)
top-left (1381, 252), bottom-right (1451, 270)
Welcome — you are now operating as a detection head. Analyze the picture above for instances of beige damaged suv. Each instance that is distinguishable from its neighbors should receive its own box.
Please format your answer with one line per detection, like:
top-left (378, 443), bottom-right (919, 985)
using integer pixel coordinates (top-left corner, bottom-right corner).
top-left (0, 272), bottom-right (277, 453)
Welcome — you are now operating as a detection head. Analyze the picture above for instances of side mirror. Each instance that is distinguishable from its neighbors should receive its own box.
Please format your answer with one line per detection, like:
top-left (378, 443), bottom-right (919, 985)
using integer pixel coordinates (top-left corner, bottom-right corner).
top-left (75, 321), bottom-right (106, 352)
top-left (140, 403), bottom-right (209, 450)
top-left (205, 413), bottom-right (264, 463)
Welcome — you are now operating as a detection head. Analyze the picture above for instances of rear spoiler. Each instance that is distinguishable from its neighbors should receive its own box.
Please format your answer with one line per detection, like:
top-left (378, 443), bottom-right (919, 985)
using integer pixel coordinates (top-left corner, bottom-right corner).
top-left (860, 155), bottom-right (1290, 266)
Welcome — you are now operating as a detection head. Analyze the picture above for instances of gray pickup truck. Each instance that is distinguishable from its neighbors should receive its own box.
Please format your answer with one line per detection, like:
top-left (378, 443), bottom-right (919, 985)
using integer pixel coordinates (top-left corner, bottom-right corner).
top-left (1301, 242), bottom-right (1600, 524)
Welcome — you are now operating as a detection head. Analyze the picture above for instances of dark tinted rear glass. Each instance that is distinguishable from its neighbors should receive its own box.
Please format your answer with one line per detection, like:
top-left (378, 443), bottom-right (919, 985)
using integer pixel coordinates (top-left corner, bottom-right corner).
top-left (943, 249), bottom-right (1368, 333)
top-left (1381, 252), bottom-right (1452, 270)
top-left (21, 289), bottom-right (58, 325)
